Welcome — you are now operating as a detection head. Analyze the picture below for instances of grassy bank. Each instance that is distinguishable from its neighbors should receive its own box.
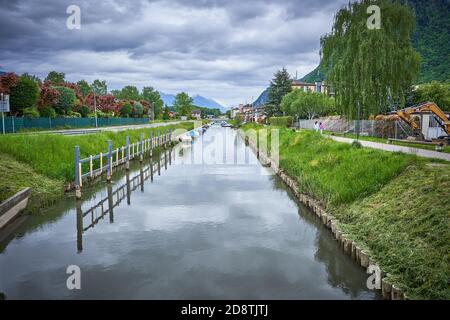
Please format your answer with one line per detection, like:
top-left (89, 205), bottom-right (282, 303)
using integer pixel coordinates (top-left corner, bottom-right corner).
top-left (241, 123), bottom-right (449, 299)
top-left (0, 122), bottom-right (193, 182)
top-left (0, 153), bottom-right (64, 213)
top-left (0, 122), bottom-right (194, 213)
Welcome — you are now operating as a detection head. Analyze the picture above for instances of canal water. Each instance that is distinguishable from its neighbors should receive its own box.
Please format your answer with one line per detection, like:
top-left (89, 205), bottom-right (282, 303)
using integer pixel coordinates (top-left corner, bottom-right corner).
top-left (0, 126), bottom-right (379, 299)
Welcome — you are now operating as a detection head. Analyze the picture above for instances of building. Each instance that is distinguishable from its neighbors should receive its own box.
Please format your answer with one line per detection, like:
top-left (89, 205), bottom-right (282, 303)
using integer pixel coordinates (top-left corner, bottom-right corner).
top-left (292, 80), bottom-right (328, 94)
top-left (191, 109), bottom-right (201, 119)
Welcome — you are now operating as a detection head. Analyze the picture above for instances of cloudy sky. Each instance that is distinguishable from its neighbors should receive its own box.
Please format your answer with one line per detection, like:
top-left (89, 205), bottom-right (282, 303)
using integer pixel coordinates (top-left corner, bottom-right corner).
top-left (0, 0), bottom-right (347, 107)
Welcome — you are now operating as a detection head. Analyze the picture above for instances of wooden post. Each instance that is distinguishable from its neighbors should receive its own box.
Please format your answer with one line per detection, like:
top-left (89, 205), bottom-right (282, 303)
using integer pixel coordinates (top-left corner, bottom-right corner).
top-left (158, 130), bottom-right (161, 147)
top-left (140, 133), bottom-right (143, 162)
top-left (126, 136), bottom-right (130, 170)
top-left (116, 148), bottom-right (119, 166)
top-left (74, 146), bottom-right (82, 199)
top-left (100, 152), bottom-right (103, 174)
top-left (107, 183), bottom-right (114, 223)
top-left (76, 201), bottom-right (83, 253)
top-left (107, 140), bottom-right (112, 182)
top-left (89, 155), bottom-right (93, 178)
top-left (150, 131), bottom-right (154, 157)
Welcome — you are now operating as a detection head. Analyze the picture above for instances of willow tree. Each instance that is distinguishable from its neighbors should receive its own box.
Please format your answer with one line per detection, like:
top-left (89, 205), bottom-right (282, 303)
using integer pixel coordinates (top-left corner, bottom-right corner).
top-left (320, 0), bottom-right (420, 119)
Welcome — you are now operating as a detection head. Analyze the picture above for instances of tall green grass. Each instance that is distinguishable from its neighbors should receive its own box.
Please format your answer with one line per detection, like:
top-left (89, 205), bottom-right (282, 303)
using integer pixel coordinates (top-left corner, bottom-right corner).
top-left (241, 123), bottom-right (450, 299)
top-left (0, 122), bottom-right (193, 182)
top-left (242, 124), bottom-right (419, 207)
top-left (0, 153), bottom-right (64, 213)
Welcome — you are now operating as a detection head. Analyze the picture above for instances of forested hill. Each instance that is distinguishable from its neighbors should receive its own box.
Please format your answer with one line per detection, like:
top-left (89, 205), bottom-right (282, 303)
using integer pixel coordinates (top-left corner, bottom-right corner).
top-left (301, 0), bottom-right (450, 84)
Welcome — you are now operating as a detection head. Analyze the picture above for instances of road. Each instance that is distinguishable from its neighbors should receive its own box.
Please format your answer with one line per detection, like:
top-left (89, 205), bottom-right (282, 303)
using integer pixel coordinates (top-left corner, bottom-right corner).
top-left (25, 121), bottom-right (191, 136)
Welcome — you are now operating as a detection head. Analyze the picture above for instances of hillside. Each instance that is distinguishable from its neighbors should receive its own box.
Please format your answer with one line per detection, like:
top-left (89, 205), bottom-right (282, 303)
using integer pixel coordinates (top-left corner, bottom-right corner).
top-left (254, 0), bottom-right (449, 105)
top-left (160, 92), bottom-right (226, 112)
top-left (300, 0), bottom-right (450, 84)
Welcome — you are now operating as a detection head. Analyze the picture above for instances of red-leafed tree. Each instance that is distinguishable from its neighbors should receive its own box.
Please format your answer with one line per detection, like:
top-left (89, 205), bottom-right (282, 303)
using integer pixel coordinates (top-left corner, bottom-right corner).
top-left (37, 83), bottom-right (60, 109)
top-left (140, 100), bottom-right (151, 115)
top-left (86, 93), bottom-right (117, 113)
top-left (0, 73), bottom-right (18, 94)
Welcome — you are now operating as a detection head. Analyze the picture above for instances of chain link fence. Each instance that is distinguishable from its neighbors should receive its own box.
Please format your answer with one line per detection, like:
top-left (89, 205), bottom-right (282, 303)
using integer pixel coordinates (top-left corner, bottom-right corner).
top-left (295, 119), bottom-right (415, 139)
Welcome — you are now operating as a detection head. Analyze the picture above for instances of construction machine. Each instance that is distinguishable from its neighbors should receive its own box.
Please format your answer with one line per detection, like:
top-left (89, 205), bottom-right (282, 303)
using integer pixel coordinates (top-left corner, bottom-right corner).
top-left (377, 102), bottom-right (450, 143)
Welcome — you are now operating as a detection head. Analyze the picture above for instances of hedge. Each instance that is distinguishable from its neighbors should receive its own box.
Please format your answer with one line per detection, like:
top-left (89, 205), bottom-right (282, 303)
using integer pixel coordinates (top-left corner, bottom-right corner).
top-left (268, 116), bottom-right (293, 127)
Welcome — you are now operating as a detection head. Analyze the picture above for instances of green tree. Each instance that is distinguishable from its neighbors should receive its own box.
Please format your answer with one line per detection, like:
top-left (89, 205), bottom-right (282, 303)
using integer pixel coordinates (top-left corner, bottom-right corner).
top-left (53, 86), bottom-right (76, 114)
top-left (321, 0), bottom-right (420, 119)
top-left (116, 85), bottom-right (140, 101)
top-left (162, 106), bottom-right (171, 120)
top-left (412, 81), bottom-right (450, 111)
top-left (91, 79), bottom-right (107, 95)
top-left (281, 90), bottom-right (335, 119)
top-left (77, 80), bottom-right (91, 97)
top-left (131, 102), bottom-right (143, 117)
top-left (120, 102), bottom-right (132, 117)
top-left (21, 73), bottom-right (41, 84)
top-left (142, 87), bottom-right (164, 119)
top-left (173, 92), bottom-right (194, 116)
top-left (266, 67), bottom-right (292, 117)
top-left (45, 71), bottom-right (65, 85)
top-left (9, 76), bottom-right (39, 114)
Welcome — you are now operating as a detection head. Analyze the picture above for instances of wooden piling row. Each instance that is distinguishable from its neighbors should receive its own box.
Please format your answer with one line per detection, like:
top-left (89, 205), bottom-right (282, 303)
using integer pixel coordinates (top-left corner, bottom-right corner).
top-left (238, 129), bottom-right (405, 300)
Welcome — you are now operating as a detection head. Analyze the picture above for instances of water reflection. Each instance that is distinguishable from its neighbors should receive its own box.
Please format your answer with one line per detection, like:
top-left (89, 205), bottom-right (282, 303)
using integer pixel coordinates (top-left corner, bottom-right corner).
top-left (75, 150), bottom-right (174, 254)
top-left (0, 127), bottom-right (379, 299)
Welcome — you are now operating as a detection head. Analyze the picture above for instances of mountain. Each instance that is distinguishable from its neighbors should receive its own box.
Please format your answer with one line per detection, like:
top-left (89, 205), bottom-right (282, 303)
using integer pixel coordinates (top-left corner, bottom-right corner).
top-left (253, 0), bottom-right (450, 105)
top-left (192, 95), bottom-right (226, 112)
top-left (159, 92), bottom-right (227, 112)
top-left (253, 88), bottom-right (269, 107)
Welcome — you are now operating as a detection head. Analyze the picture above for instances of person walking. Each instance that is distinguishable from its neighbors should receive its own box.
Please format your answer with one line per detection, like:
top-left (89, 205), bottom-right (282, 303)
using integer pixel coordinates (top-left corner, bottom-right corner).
top-left (319, 122), bottom-right (325, 135)
top-left (313, 121), bottom-right (319, 132)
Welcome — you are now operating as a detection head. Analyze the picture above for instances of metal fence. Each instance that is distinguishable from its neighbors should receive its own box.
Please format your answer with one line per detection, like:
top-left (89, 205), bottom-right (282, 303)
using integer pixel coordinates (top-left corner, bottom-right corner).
top-left (0, 116), bottom-right (150, 133)
top-left (295, 119), bottom-right (415, 140)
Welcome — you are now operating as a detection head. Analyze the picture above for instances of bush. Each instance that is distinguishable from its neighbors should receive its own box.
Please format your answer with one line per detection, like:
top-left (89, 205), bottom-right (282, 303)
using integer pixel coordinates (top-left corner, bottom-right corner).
top-left (40, 106), bottom-right (57, 118)
top-left (22, 107), bottom-right (40, 118)
top-left (268, 116), bottom-right (293, 127)
top-left (53, 86), bottom-right (76, 114)
top-left (79, 105), bottom-right (90, 118)
top-left (66, 111), bottom-right (81, 118)
top-left (10, 76), bottom-right (39, 114)
top-left (132, 102), bottom-right (143, 117)
top-left (120, 103), bottom-right (132, 117)
top-left (351, 140), bottom-right (362, 148)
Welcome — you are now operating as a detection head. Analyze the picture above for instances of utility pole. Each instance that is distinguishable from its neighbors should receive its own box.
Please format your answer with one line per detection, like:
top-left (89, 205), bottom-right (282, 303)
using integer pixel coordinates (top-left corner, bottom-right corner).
top-left (1, 93), bottom-right (5, 135)
top-left (93, 88), bottom-right (98, 128)
top-left (356, 101), bottom-right (361, 140)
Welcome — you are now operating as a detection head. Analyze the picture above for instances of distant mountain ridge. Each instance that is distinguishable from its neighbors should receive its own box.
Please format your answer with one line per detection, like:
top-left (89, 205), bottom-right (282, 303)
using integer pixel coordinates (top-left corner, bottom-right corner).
top-left (160, 92), bottom-right (226, 112)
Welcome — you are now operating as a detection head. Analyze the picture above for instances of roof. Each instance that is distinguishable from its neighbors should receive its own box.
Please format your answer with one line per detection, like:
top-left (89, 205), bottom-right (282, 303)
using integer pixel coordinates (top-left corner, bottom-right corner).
top-left (192, 109), bottom-right (201, 114)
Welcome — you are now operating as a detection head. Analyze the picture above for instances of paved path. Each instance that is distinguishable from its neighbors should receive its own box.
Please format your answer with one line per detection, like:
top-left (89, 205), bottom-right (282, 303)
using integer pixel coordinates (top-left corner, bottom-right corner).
top-left (326, 135), bottom-right (450, 162)
top-left (18, 121), bottom-right (193, 136)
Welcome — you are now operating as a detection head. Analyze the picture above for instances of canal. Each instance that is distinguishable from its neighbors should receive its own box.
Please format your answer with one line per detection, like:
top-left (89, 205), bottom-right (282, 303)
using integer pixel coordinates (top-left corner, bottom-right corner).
top-left (0, 126), bottom-right (379, 299)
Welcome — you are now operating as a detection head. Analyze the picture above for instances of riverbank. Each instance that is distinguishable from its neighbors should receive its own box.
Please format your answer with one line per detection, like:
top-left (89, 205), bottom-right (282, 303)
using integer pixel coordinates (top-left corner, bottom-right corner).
top-left (0, 122), bottom-right (194, 214)
top-left (240, 123), bottom-right (449, 300)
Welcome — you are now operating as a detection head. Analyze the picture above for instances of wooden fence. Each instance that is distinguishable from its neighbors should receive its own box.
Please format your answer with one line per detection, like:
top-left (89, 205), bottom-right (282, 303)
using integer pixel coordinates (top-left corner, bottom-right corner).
top-left (74, 128), bottom-right (173, 191)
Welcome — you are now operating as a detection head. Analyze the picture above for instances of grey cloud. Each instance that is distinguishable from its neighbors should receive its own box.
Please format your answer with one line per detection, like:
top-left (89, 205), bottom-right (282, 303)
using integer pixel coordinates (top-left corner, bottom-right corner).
top-left (0, 0), bottom-right (345, 106)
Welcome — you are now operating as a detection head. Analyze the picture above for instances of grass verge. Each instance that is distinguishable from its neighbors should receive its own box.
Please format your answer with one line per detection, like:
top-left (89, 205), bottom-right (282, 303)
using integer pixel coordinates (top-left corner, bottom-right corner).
top-left (0, 122), bottom-right (193, 182)
top-left (0, 153), bottom-right (64, 214)
top-left (0, 122), bottom-right (194, 213)
top-left (241, 123), bottom-right (450, 299)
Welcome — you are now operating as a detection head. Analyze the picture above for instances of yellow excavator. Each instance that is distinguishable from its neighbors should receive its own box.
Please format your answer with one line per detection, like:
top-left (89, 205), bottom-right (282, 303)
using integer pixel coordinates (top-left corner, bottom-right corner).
top-left (377, 102), bottom-right (450, 142)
